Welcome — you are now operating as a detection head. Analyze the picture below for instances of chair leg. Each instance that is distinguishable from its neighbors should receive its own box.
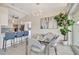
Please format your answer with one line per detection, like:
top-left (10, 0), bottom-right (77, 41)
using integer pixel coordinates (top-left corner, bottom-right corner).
top-left (30, 48), bottom-right (32, 55)
top-left (44, 44), bottom-right (48, 55)
top-left (44, 47), bottom-right (46, 55)
top-left (25, 38), bottom-right (28, 55)
top-left (2, 40), bottom-right (7, 52)
top-left (47, 45), bottom-right (50, 55)
top-left (21, 37), bottom-right (22, 44)
top-left (19, 38), bottom-right (20, 44)
top-left (2, 39), bottom-right (5, 50)
top-left (13, 39), bottom-right (16, 48)
top-left (4, 40), bottom-right (7, 52)
top-left (54, 46), bottom-right (57, 55)
top-left (11, 40), bottom-right (13, 46)
top-left (19, 38), bottom-right (22, 45)
top-left (3, 40), bottom-right (7, 52)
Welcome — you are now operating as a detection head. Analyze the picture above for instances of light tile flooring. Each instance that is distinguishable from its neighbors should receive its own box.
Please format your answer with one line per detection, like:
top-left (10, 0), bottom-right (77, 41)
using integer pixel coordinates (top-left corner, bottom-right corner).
top-left (0, 41), bottom-right (74, 55)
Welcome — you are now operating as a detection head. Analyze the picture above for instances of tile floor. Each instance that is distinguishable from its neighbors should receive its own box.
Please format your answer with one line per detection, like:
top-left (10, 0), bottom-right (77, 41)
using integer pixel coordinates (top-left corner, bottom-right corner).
top-left (0, 41), bottom-right (74, 55)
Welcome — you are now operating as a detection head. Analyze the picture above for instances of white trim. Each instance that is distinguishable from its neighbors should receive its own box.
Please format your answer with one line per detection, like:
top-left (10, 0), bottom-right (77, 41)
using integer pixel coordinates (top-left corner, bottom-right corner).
top-left (0, 4), bottom-right (28, 15)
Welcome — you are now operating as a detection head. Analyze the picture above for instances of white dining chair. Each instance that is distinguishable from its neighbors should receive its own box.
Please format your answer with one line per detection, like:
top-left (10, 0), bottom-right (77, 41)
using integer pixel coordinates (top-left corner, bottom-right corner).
top-left (48, 35), bottom-right (59, 55)
top-left (44, 33), bottom-right (54, 42)
top-left (29, 38), bottom-right (45, 55)
top-left (32, 33), bottom-right (44, 40)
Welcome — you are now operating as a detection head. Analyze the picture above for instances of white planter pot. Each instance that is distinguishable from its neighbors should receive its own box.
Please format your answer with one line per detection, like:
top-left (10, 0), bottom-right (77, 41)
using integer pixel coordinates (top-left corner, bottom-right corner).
top-left (62, 41), bottom-right (68, 45)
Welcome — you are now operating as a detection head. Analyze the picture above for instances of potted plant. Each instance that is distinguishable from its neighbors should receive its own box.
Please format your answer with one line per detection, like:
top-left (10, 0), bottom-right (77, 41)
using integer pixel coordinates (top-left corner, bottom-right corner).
top-left (54, 13), bottom-right (75, 45)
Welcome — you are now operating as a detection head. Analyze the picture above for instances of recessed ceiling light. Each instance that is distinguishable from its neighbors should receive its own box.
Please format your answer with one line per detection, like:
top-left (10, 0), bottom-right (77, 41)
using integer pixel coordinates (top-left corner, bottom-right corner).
top-left (11, 3), bottom-right (15, 6)
top-left (36, 3), bottom-right (40, 5)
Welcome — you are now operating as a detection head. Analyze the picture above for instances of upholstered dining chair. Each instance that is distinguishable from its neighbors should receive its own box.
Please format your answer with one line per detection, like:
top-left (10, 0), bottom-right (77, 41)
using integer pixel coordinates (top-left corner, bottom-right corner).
top-left (32, 34), bottom-right (44, 41)
top-left (48, 35), bottom-right (59, 55)
top-left (2, 32), bottom-right (15, 52)
top-left (44, 33), bottom-right (54, 42)
top-left (30, 39), bottom-right (45, 55)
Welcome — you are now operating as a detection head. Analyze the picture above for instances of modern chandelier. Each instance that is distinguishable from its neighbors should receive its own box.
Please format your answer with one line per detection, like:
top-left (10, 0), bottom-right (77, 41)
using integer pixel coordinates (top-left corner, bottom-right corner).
top-left (31, 3), bottom-right (43, 16)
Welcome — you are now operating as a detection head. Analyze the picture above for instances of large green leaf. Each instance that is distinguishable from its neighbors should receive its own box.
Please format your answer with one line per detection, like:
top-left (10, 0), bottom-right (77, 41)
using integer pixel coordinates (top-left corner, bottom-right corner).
top-left (54, 12), bottom-right (75, 36)
top-left (67, 20), bottom-right (75, 26)
top-left (60, 27), bottom-right (70, 36)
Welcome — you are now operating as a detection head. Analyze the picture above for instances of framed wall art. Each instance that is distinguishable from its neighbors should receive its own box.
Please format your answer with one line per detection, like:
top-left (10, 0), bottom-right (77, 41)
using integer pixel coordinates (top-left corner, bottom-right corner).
top-left (40, 16), bottom-right (58, 29)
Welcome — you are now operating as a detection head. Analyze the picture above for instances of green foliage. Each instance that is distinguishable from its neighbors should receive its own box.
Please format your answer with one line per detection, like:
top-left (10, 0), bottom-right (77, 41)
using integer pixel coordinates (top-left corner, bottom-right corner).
top-left (67, 20), bottom-right (75, 26)
top-left (54, 13), bottom-right (75, 36)
top-left (60, 27), bottom-right (71, 36)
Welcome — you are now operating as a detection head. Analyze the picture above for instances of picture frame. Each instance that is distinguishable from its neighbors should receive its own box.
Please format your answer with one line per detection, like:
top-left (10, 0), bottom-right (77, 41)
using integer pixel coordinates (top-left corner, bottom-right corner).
top-left (40, 16), bottom-right (58, 29)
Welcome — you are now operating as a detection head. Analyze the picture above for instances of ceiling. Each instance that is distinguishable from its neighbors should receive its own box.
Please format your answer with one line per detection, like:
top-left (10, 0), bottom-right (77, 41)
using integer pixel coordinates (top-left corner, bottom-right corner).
top-left (0, 3), bottom-right (67, 20)
top-left (8, 3), bottom-right (67, 16)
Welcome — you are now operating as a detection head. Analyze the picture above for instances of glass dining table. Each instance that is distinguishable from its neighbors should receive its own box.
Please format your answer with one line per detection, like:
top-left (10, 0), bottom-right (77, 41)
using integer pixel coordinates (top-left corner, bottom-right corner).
top-left (38, 35), bottom-right (59, 55)
top-left (38, 40), bottom-right (50, 55)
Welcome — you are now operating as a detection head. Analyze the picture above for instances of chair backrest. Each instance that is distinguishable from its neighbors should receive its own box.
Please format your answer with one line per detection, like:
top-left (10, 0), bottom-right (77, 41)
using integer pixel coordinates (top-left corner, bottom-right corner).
top-left (30, 38), bottom-right (43, 49)
top-left (23, 31), bottom-right (29, 36)
top-left (49, 35), bottom-right (59, 47)
top-left (44, 33), bottom-right (54, 42)
top-left (15, 31), bottom-right (23, 37)
top-left (4, 32), bottom-right (15, 40)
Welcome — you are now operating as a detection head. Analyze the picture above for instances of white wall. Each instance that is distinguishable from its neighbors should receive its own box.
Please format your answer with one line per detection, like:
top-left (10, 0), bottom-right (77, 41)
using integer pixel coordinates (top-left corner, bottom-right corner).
top-left (0, 7), bottom-right (8, 25)
top-left (29, 9), bottom-right (65, 40)
top-left (0, 6), bottom-right (9, 49)
top-left (0, 6), bottom-right (9, 34)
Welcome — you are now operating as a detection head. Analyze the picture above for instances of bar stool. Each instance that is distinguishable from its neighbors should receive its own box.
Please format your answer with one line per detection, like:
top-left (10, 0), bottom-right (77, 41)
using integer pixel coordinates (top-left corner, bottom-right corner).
top-left (15, 31), bottom-right (24, 44)
top-left (2, 32), bottom-right (15, 52)
top-left (23, 31), bottom-right (29, 36)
